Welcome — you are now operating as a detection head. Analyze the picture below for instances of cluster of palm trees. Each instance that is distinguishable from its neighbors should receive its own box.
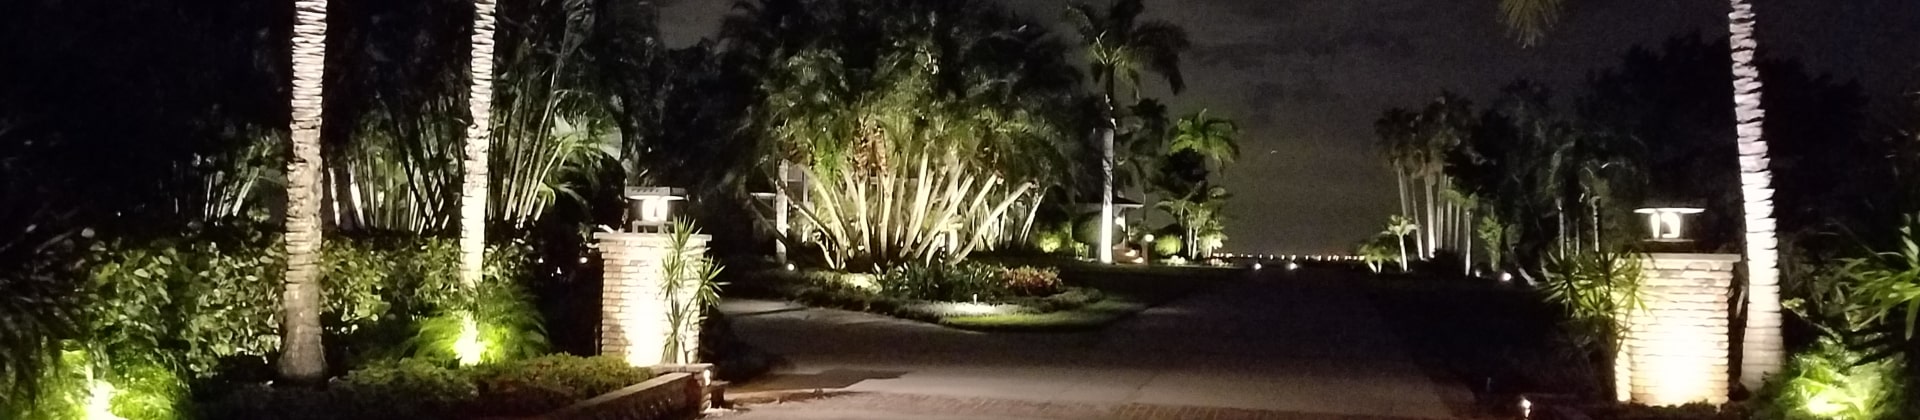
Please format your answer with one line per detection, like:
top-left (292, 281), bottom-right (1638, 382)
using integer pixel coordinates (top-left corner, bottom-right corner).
top-left (1066, 0), bottom-right (1241, 261)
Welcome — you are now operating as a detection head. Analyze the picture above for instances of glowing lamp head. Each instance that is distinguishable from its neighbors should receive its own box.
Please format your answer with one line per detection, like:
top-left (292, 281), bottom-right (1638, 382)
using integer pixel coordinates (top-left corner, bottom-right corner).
top-left (1634, 207), bottom-right (1704, 241)
top-left (1251, 262), bottom-right (1262, 270)
top-left (625, 187), bottom-right (686, 229)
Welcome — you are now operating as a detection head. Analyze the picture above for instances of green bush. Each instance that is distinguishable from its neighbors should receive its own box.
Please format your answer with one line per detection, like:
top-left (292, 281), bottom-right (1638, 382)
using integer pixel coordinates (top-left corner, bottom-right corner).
top-left (1756, 338), bottom-right (1904, 420)
top-left (1151, 232), bottom-right (1183, 257)
top-left (877, 262), bottom-right (1003, 302)
top-left (202, 355), bottom-right (651, 420)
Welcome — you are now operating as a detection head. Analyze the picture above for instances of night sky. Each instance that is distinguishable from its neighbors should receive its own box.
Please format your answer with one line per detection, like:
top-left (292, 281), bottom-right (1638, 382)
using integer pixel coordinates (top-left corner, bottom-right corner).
top-left (658, 0), bottom-right (1920, 254)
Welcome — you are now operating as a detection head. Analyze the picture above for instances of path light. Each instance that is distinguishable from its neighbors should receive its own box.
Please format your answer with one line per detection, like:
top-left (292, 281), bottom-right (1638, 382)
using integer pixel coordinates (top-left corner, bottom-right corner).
top-left (1286, 262), bottom-right (1300, 271)
top-left (1499, 272), bottom-right (1514, 283)
top-left (784, 263), bottom-right (796, 271)
top-left (1251, 262), bottom-right (1262, 270)
top-left (1519, 396), bottom-right (1532, 419)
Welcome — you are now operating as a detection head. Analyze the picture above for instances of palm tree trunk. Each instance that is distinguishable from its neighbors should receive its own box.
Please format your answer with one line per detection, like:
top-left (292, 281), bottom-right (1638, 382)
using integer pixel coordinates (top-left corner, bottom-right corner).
top-left (279, 0), bottom-right (330, 385)
top-left (1098, 116), bottom-right (1115, 264)
top-left (1729, 0), bottom-right (1783, 390)
top-left (459, 0), bottom-right (499, 290)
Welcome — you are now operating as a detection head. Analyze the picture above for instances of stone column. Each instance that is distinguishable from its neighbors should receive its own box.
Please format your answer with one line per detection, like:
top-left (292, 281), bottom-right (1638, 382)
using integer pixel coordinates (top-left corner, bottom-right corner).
top-left (595, 232), bottom-right (710, 367)
top-left (1619, 253), bottom-right (1738, 406)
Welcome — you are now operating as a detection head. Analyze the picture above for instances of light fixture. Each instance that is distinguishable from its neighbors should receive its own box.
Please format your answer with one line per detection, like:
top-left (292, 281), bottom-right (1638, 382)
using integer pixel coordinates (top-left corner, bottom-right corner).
top-left (1252, 262), bottom-right (1262, 270)
top-left (784, 263), bottom-right (796, 271)
top-left (1519, 396), bottom-right (1532, 419)
top-left (1286, 262), bottom-right (1300, 271)
top-left (1634, 207), bottom-right (1704, 241)
top-left (625, 186), bottom-right (686, 230)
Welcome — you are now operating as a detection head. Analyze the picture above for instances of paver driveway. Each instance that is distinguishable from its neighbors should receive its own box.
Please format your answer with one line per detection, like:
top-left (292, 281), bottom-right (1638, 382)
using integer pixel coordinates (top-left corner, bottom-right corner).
top-left (715, 268), bottom-right (1465, 419)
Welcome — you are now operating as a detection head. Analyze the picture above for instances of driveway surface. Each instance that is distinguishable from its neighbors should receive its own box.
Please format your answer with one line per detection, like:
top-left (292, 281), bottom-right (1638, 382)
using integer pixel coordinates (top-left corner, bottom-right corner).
top-left (715, 268), bottom-right (1465, 419)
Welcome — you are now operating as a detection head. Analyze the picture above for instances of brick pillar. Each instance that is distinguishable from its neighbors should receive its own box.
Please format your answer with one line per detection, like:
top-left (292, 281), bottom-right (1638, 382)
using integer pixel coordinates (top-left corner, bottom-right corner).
top-left (1620, 253), bottom-right (1737, 406)
top-left (595, 232), bottom-right (709, 367)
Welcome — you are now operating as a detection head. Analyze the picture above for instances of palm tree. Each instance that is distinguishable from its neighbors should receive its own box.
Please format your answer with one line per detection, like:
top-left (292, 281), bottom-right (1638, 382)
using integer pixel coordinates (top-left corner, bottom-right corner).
top-left (1065, 0), bottom-right (1191, 264)
top-left (1496, 0), bottom-right (1783, 389)
top-left (1387, 215), bottom-right (1418, 272)
top-left (280, 0), bottom-right (330, 384)
top-left (1169, 109), bottom-right (1240, 170)
top-left (458, 0), bottom-right (499, 295)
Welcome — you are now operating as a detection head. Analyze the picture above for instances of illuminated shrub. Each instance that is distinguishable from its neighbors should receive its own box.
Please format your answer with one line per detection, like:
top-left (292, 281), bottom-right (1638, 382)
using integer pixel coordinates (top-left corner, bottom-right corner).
top-left (1152, 232), bottom-right (1183, 257)
top-left (1759, 338), bottom-right (1902, 420)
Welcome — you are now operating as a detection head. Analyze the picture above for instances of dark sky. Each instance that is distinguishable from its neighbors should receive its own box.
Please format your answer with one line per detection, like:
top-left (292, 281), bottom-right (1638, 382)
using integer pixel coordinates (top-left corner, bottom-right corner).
top-left (657, 0), bottom-right (1920, 254)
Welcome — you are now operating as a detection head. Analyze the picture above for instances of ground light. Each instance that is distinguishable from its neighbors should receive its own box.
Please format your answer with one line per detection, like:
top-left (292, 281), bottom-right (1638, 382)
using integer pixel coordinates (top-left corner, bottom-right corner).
top-left (1518, 396), bottom-right (1531, 419)
top-left (85, 378), bottom-right (124, 420)
top-left (454, 312), bottom-right (486, 366)
top-left (1286, 262), bottom-right (1299, 271)
top-left (1251, 262), bottom-right (1262, 270)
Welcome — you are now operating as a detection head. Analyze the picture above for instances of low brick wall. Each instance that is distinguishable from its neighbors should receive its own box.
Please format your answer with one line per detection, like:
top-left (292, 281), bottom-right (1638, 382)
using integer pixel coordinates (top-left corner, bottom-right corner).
top-left (540, 372), bottom-right (702, 420)
top-left (1617, 253), bottom-right (1738, 406)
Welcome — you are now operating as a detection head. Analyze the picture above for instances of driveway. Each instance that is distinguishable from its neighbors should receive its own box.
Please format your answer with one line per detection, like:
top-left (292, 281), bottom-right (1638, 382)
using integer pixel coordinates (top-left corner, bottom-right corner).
top-left (714, 268), bottom-right (1465, 419)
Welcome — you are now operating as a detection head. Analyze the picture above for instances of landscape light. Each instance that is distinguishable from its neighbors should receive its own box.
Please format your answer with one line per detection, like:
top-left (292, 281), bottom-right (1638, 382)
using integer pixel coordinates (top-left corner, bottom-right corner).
top-left (785, 263), bottom-right (796, 271)
top-left (1286, 262), bottom-right (1299, 271)
top-left (1519, 396), bottom-right (1532, 419)
top-left (454, 313), bottom-right (486, 366)
top-left (86, 379), bottom-right (123, 420)
top-left (1500, 272), bottom-right (1514, 283)
top-left (1252, 262), bottom-right (1262, 270)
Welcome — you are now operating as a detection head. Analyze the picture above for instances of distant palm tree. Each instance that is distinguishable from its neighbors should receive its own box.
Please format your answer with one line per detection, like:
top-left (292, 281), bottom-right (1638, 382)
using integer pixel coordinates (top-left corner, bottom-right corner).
top-left (280, 0), bottom-right (330, 385)
top-left (1387, 215), bottom-right (1418, 272)
top-left (1495, 0), bottom-right (1783, 390)
top-left (1169, 109), bottom-right (1240, 170)
top-left (458, 0), bottom-right (500, 294)
top-left (1065, 0), bottom-right (1190, 264)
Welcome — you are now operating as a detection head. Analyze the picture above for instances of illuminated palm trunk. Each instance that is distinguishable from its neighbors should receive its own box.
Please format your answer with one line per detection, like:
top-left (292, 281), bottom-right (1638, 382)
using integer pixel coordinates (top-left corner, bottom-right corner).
top-left (280, 0), bottom-right (330, 384)
top-left (459, 0), bottom-right (499, 290)
top-left (1728, 0), bottom-right (1782, 390)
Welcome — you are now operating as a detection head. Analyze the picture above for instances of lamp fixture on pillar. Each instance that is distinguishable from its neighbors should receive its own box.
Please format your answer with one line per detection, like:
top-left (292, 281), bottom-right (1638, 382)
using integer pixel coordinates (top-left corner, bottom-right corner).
top-left (1633, 207), bottom-right (1704, 242)
top-left (624, 186), bottom-right (685, 232)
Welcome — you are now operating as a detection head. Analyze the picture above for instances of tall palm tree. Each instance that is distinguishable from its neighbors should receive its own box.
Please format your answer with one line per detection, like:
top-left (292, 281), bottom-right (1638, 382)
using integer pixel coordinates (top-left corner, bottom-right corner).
top-left (280, 0), bottom-right (330, 384)
top-left (1065, 0), bottom-right (1190, 264)
top-left (458, 0), bottom-right (499, 294)
top-left (1496, 0), bottom-right (1783, 390)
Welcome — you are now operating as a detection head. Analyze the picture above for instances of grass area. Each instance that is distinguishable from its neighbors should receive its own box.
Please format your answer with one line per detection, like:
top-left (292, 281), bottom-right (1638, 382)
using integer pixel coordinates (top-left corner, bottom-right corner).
top-left (939, 298), bottom-right (1148, 331)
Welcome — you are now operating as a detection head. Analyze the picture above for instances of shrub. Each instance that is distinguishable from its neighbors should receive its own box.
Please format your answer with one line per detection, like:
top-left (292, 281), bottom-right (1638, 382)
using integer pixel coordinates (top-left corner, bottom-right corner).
top-left (877, 262), bottom-right (1003, 302)
top-left (202, 355), bottom-right (651, 420)
top-left (1000, 266), bottom-right (1062, 297)
top-left (1756, 337), bottom-right (1904, 420)
top-left (1151, 232), bottom-right (1183, 257)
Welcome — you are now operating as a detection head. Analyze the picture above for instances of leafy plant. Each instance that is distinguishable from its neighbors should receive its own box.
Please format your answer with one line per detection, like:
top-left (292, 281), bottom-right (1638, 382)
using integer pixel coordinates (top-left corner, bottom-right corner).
top-left (1539, 249), bottom-right (1645, 399)
top-left (1757, 337), bottom-right (1903, 420)
top-left (660, 219), bottom-right (723, 365)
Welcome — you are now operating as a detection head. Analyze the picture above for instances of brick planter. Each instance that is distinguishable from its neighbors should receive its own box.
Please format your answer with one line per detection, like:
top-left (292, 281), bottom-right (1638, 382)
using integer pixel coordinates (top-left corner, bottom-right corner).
top-left (594, 232), bottom-right (709, 367)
